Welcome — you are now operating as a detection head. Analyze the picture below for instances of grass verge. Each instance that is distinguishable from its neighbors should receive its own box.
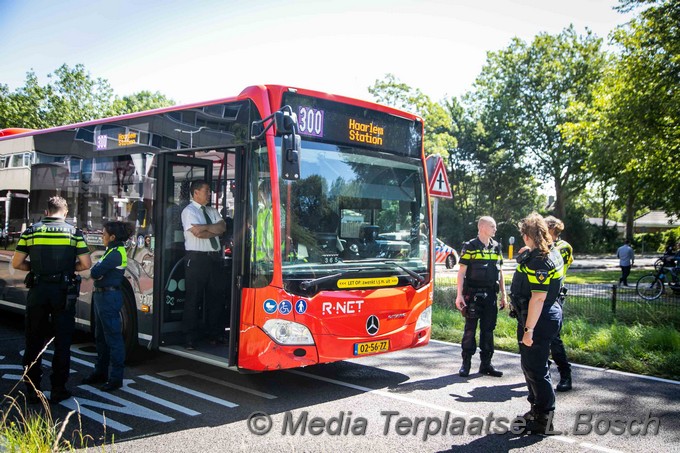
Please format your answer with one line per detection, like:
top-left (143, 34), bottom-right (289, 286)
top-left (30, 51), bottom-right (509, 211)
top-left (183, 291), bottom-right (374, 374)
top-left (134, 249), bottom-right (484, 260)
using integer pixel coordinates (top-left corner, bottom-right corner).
top-left (432, 287), bottom-right (680, 381)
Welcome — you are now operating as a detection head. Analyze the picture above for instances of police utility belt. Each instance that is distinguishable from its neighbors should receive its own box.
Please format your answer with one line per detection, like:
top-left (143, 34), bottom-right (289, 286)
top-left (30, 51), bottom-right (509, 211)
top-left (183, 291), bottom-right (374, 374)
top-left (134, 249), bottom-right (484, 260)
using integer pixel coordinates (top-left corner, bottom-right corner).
top-left (25, 271), bottom-right (70, 287)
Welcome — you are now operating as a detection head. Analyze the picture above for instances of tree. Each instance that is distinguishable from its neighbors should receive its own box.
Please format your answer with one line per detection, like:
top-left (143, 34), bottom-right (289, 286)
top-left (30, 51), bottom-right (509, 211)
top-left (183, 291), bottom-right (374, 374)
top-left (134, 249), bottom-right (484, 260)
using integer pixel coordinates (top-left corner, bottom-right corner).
top-left (0, 64), bottom-right (175, 129)
top-left (369, 74), bottom-right (457, 159)
top-left (469, 26), bottom-right (607, 221)
top-left (111, 90), bottom-right (175, 115)
top-left (573, 0), bottom-right (680, 238)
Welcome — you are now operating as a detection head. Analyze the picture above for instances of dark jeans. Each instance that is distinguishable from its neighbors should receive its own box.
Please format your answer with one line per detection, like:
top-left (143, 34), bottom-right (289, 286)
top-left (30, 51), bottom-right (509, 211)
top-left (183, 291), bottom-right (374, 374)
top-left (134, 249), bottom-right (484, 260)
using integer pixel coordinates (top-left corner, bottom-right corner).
top-left (461, 291), bottom-right (498, 362)
top-left (93, 290), bottom-right (125, 381)
top-left (619, 265), bottom-right (632, 285)
top-left (23, 283), bottom-right (74, 392)
top-left (183, 252), bottom-right (228, 341)
top-left (518, 304), bottom-right (562, 415)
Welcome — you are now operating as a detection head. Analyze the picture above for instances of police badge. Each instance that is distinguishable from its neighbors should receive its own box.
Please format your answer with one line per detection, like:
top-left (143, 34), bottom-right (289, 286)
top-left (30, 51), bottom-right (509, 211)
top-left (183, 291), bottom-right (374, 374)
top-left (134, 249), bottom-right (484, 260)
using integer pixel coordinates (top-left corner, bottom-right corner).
top-left (535, 269), bottom-right (549, 283)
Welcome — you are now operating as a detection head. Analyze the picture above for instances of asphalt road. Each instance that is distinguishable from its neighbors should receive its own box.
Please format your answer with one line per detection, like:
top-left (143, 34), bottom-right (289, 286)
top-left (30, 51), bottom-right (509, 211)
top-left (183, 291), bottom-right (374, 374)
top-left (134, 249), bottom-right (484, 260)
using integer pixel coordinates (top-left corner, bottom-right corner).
top-left (1, 311), bottom-right (677, 453)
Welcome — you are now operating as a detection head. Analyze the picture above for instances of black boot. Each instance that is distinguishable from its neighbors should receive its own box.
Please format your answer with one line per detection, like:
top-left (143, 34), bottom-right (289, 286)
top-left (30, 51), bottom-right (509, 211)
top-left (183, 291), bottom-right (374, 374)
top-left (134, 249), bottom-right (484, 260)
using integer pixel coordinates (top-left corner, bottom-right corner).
top-left (458, 354), bottom-right (472, 377)
top-left (556, 374), bottom-right (572, 392)
top-left (479, 361), bottom-right (503, 377)
top-left (525, 412), bottom-right (555, 435)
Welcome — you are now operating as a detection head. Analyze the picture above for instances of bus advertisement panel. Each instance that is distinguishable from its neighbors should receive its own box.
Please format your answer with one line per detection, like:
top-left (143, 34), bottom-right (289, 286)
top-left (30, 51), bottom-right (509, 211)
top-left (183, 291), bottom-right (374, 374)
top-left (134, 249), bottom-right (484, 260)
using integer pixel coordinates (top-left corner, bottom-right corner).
top-left (0, 85), bottom-right (432, 371)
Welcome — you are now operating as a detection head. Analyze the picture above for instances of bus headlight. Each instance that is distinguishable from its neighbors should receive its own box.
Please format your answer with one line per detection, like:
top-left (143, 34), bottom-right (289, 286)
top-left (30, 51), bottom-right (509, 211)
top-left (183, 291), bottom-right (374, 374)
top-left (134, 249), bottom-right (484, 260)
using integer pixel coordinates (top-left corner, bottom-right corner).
top-left (415, 306), bottom-right (432, 330)
top-left (263, 319), bottom-right (315, 345)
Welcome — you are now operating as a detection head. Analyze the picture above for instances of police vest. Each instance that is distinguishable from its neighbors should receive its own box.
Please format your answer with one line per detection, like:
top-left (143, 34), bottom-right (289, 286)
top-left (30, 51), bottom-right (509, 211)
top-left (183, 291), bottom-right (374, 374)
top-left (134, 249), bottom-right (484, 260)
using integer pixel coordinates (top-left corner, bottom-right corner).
top-left (460, 238), bottom-right (502, 289)
top-left (15, 217), bottom-right (89, 276)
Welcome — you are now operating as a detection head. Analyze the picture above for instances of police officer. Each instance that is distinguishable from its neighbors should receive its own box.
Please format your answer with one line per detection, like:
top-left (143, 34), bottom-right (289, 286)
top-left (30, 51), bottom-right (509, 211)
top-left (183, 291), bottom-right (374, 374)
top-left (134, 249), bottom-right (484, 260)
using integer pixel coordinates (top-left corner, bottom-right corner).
top-left (455, 216), bottom-right (506, 377)
top-left (510, 212), bottom-right (563, 434)
top-left (81, 221), bottom-right (134, 392)
top-left (544, 216), bottom-right (573, 392)
top-left (12, 196), bottom-right (91, 404)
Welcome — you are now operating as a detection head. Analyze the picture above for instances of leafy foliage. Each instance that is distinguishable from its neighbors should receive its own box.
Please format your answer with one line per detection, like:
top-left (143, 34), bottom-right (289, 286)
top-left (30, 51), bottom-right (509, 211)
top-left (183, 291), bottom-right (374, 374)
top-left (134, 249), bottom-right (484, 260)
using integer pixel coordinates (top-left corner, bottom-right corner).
top-left (0, 64), bottom-right (174, 129)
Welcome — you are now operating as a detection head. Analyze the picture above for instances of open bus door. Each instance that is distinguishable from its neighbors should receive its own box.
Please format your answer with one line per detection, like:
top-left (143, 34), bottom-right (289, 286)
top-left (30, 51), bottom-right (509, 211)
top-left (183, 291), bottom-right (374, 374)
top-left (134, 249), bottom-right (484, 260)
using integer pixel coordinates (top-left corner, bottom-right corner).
top-left (153, 149), bottom-right (242, 368)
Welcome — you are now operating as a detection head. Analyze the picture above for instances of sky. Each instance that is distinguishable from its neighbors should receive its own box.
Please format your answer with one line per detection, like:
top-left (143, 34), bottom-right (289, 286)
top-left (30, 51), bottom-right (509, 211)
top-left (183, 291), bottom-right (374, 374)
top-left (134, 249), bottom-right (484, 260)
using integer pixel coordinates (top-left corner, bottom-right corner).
top-left (0, 0), bottom-right (635, 106)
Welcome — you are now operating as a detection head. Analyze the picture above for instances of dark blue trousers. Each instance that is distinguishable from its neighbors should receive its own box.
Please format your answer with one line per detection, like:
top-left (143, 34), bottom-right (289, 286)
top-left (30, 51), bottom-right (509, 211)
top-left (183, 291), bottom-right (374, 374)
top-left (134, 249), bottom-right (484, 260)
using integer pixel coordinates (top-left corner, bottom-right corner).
top-left (23, 283), bottom-right (74, 392)
top-left (461, 292), bottom-right (498, 362)
top-left (518, 304), bottom-right (562, 415)
top-left (92, 291), bottom-right (125, 381)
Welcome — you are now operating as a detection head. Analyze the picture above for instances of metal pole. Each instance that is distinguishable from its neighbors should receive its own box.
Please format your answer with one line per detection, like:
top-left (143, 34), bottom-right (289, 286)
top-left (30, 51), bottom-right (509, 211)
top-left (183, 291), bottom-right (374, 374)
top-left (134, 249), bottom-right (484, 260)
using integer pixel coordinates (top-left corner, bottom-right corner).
top-left (432, 197), bottom-right (439, 279)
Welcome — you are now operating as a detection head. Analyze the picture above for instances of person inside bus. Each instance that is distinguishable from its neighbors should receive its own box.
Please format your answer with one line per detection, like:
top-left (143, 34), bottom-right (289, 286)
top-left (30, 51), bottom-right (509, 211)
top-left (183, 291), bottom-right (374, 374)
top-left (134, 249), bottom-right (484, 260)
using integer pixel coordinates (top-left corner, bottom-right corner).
top-left (81, 221), bottom-right (133, 392)
top-left (181, 180), bottom-right (227, 349)
top-left (12, 196), bottom-right (92, 404)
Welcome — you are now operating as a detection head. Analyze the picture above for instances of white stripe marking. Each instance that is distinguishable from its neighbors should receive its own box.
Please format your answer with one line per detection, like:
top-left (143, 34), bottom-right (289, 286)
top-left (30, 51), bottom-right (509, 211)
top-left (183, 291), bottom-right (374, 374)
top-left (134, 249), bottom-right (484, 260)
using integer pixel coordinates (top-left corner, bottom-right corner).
top-left (121, 379), bottom-right (200, 416)
top-left (158, 369), bottom-right (276, 399)
top-left (138, 374), bottom-right (238, 408)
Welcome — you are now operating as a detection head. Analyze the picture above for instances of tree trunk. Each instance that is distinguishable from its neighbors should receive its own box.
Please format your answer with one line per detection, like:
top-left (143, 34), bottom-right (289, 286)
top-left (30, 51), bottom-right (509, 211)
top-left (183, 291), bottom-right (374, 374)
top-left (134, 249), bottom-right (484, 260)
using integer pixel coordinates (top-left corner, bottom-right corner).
top-left (625, 192), bottom-right (635, 240)
top-left (554, 179), bottom-right (566, 221)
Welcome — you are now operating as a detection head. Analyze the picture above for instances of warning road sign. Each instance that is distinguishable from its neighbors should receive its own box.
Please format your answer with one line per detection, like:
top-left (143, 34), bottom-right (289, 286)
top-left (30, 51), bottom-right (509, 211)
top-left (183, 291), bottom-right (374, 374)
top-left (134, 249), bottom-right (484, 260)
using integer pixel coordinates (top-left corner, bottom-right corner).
top-left (427, 157), bottom-right (452, 198)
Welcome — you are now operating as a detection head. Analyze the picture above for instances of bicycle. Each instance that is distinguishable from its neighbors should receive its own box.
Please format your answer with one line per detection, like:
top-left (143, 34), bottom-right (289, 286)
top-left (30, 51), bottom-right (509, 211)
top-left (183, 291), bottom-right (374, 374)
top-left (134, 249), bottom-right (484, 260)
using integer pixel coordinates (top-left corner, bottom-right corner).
top-left (636, 262), bottom-right (680, 300)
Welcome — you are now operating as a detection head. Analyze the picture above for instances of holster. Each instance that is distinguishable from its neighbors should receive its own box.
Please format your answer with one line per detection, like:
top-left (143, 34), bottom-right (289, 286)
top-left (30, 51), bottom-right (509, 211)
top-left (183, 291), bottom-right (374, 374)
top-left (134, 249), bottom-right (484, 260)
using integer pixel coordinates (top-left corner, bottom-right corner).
top-left (509, 294), bottom-right (529, 325)
top-left (24, 272), bottom-right (35, 288)
top-left (65, 275), bottom-right (82, 312)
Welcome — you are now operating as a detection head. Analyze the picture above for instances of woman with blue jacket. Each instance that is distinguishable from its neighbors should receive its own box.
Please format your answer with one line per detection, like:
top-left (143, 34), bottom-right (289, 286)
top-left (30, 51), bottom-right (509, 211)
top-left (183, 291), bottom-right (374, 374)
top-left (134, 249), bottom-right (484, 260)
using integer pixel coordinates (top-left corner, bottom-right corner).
top-left (82, 221), bottom-right (133, 392)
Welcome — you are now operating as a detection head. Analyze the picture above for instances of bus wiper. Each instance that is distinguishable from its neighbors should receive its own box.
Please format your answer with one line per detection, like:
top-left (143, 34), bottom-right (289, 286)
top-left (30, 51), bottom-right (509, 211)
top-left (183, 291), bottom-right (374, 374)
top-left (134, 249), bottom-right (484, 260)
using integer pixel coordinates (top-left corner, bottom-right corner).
top-left (298, 268), bottom-right (370, 291)
top-left (385, 261), bottom-right (425, 287)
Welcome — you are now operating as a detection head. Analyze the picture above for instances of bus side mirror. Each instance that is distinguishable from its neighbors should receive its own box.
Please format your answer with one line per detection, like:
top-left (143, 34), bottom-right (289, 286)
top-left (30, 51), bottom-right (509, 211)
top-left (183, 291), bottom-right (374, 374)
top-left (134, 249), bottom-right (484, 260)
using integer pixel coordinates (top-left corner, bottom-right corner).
top-left (274, 110), bottom-right (297, 134)
top-left (277, 108), bottom-right (301, 180)
top-left (281, 133), bottom-right (301, 180)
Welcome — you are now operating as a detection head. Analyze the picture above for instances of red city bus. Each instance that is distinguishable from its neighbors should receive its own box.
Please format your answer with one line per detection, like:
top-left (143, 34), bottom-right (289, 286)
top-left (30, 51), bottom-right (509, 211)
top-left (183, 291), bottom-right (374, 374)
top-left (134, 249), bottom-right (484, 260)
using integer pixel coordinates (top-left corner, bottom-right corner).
top-left (0, 85), bottom-right (433, 371)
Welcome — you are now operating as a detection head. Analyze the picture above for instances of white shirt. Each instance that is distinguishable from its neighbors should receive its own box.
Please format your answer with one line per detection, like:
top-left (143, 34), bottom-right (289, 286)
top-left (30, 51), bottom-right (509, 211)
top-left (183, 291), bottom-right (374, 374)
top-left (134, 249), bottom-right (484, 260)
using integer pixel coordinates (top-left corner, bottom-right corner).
top-left (181, 200), bottom-right (222, 252)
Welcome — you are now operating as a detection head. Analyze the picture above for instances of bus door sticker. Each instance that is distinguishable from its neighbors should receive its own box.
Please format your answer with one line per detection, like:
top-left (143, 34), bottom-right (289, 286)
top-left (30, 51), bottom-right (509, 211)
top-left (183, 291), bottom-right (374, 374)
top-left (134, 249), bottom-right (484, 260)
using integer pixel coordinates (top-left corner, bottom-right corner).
top-left (337, 276), bottom-right (399, 289)
top-left (264, 299), bottom-right (277, 314)
top-left (298, 106), bottom-right (324, 137)
top-left (278, 300), bottom-right (292, 315)
top-left (295, 299), bottom-right (308, 314)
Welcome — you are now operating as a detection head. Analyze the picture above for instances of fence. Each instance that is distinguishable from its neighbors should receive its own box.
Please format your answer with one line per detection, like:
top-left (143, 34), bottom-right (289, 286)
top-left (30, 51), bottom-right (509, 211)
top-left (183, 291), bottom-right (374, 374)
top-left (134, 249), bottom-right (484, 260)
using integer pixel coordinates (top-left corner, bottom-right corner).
top-left (433, 283), bottom-right (680, 327)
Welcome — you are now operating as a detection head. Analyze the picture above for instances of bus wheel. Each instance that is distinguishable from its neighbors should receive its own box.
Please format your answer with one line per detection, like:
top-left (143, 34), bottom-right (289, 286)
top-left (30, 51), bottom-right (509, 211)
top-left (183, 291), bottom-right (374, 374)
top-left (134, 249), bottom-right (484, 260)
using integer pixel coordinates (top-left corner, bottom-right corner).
top-left (120, 287), bottom-right (138, 359)
top-left (445, 254), bottom-right (456, 269)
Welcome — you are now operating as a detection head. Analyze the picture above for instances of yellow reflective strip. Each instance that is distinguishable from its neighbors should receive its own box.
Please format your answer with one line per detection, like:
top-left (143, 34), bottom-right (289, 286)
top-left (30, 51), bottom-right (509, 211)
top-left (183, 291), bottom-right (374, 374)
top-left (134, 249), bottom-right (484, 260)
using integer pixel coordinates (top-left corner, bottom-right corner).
top-left (31, 237), bottom-right (77, 246)
top-left (118, 246), bottom-right (127, 268)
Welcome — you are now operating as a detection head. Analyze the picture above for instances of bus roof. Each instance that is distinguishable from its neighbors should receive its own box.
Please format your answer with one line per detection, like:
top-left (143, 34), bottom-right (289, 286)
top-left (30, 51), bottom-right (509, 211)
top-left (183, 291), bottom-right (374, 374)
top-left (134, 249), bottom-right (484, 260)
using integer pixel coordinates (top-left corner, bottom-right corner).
top-left (0, 85), bottom-right (422, 142)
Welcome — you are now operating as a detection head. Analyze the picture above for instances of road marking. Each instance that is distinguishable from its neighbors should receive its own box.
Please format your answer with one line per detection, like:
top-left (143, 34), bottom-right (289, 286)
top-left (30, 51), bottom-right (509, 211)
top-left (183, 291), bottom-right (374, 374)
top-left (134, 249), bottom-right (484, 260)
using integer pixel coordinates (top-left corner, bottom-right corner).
top-left (581, 443), bottom-right (624, 453)
top-left (138, 374), bottom-right (238, 408)
top-left (158, 369), bottom-right (277, 399)
top-left (288, 367), bottom-right (623, 453)
top-left (121, 379), bottom-right (201, 416)
top-left (59, 397), bottom-right (132, 432)
top-left (286, 369), bottom-right (466, 416)
top-left (78, 384), bottom-right (175, 422)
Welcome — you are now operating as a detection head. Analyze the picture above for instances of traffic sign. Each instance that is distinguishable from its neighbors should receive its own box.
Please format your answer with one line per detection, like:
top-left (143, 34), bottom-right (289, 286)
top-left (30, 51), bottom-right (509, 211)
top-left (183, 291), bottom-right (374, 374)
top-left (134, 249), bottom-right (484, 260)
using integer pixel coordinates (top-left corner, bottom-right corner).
top-left (427, 157), bottom-right (452, 198)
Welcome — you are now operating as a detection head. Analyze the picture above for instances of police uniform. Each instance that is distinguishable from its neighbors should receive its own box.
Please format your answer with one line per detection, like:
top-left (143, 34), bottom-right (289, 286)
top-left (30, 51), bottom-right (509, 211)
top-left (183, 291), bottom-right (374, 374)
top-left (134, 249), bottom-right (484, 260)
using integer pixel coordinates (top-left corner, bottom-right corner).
top-left (87, 240), bottom-right (127, 390)
top-left (510, 246), bottom-right (564, 431)
top-left (458, 237), bottom-right (503, 376)
top-left (551, 239), bottom-right (573, 391)
top-left (15, 216), bottom-right (89, 400)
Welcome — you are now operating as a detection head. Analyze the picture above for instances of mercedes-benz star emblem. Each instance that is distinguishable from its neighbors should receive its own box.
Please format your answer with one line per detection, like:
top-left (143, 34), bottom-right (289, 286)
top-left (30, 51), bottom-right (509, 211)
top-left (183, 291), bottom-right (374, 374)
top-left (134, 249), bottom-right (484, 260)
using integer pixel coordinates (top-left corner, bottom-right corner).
top-left (366, 315), bottom-right (380, 336)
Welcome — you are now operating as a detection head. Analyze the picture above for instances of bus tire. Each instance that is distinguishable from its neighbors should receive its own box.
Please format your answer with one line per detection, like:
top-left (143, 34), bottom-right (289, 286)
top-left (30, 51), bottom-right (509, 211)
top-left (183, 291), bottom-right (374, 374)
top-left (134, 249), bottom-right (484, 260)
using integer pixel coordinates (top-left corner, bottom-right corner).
top-left (120, 285), bottom-right (139, 361)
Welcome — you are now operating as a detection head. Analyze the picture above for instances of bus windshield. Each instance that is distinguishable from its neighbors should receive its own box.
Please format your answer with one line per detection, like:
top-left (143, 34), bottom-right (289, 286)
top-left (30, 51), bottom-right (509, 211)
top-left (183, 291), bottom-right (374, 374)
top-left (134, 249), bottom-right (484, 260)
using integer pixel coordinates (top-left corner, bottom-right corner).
top-left (278, 139), bottom-right (429, 284)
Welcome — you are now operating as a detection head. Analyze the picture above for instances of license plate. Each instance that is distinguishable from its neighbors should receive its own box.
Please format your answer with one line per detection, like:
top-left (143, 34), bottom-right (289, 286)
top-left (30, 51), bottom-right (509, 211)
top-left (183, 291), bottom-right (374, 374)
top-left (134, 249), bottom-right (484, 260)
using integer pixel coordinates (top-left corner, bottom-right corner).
top-left (353, 339), bottom-right (390, 355)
